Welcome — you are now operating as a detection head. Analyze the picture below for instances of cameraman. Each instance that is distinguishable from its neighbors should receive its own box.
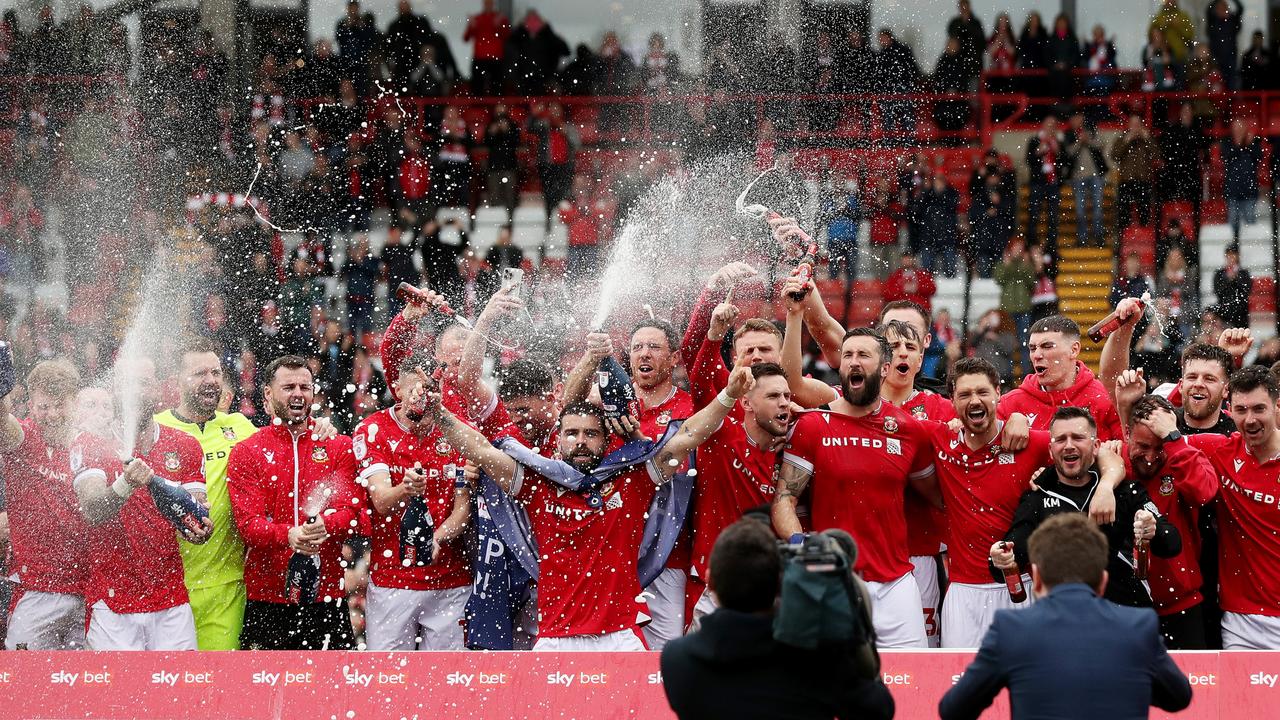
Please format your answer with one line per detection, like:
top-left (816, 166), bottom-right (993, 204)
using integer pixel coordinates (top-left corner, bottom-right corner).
top-left (660, 520), bottom-right (894, 720)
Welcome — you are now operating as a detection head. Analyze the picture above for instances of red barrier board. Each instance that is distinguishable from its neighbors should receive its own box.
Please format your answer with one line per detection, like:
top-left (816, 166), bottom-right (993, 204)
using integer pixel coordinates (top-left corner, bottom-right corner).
top-left (0, 651), bottom-right (1275, 719)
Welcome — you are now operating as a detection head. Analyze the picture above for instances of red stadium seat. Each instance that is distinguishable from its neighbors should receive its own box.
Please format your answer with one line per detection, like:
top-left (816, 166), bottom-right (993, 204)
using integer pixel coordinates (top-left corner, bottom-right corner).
top-left (1120, 225), bottom-right (1156, 273)
top-left (1251, 277), bottom-right (1276, 313)
top-left (1161, 201), bottom-right (1195, 233)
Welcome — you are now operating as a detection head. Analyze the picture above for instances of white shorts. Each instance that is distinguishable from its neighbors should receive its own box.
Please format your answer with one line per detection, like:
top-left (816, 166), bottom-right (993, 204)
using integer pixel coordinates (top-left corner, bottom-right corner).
top-left (688, 585), bottom-right (719, 632)
top-left (1222, 611), bottom-right (1280, 650)
top-left (640, 568), bottom-right (686, 652)
top-left (87, 602), bottom-right (197, 651)
top-left (5, 589), bottom-right (85, 650)
top-left (365, 583), bottom-right (470, 651)
top-left (910, 555), bottom-right (941, 648)
top-left (533, 629), bottom-right (647, 652)
top-left (866, 572), bottom-right (928, 649)
top-left (941, 579), bottom-right (1034, 649)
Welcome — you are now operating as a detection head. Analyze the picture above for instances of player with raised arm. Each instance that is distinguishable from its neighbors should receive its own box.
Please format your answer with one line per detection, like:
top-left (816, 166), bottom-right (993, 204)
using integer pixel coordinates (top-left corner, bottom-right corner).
top-left (71, 356), bottom-right (213, 650)
top-left (1, 360), bottom-right (90, 650)
top-left (773, 327), bottom-right (942, 648)
top-left (425, 358), bottom-right (757, 651)
top-left (1185, 367), bottom-right (1280, 648)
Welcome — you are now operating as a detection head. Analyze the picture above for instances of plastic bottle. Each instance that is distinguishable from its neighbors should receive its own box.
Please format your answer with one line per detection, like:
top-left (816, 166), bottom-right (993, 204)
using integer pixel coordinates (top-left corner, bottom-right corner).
top-left (999, 541), bottom-right (1028, 603)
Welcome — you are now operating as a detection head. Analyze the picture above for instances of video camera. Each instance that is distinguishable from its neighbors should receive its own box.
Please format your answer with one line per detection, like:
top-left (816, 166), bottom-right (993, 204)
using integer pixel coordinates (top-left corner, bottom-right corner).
top-left (774, 530), bottom-right (880, 678)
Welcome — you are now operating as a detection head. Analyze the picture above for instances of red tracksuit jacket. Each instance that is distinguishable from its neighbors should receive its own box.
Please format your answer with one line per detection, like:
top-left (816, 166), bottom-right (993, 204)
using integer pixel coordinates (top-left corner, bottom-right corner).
top-left (997, 361), bottom-right (1124, 441)
top-left (227, 422), bottom-right (362, 604)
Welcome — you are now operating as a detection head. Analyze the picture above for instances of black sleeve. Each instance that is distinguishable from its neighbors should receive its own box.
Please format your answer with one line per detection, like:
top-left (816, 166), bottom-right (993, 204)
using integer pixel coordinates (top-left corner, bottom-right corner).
top-left (1124, 482), bottom-right (1182, 558)
top-left (991, 488), bottom-right (1041, 583)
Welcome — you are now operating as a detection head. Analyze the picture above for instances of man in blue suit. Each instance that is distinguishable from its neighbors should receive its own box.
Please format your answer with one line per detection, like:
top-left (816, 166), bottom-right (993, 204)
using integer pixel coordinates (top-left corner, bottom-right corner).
top-left (939, 513), bottom-right (1192, 720)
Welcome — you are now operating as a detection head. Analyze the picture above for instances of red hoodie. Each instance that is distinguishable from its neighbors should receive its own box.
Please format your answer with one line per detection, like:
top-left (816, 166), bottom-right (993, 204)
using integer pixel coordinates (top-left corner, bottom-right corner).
top-left (226, 422), bottom-right (362, 604)
top-left (997, 361), bottom-right (1123, 441)
top-left (1123, 439), bottom-right (1218, 616)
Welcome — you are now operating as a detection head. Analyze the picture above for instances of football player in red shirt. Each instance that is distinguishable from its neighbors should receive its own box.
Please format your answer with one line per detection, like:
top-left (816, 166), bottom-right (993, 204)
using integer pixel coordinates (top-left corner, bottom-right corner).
top-left (688, 362), bottom-right (793, 623)
top-left (1114, 388), bottom-right (1218, 648)
top-left (227, 356), bottom-right (362, 650)
top-left (428, 360), bottom-right (756, 651)
top-left (998, 315), bottom-right (1123, 440)
top-left (72, 356), bottom-right (213, 650)
top-left (0, 360), bottom-right (89, 650)
top-left (355, 352), bottom-right (473, 650)
top-left (774, 327), bottom-right (941, 648)
top-left (1187, 367), bottom-right (1280, 649)
top-left (563, 319), bottom-right (694, 650)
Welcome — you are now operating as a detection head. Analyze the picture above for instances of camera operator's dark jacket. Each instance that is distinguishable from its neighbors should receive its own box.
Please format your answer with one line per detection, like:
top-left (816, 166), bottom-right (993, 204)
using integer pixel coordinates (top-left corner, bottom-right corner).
top-left (990, 465), bottom-right (1181, 609)
top-left (661, 609), bottom-right (894, 720)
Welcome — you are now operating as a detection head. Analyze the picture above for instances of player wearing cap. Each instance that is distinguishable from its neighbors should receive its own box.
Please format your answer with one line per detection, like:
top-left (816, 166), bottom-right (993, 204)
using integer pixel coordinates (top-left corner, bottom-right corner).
top-left (427, 359), bottom-right (756, 651)
top-left (227, 356), bottom-right (362, 650)
top-left (997, 315), bottom-right (1123, 440)
top-left (1186, 367), bottom-right (1280, 648)
top-left (773, 327), bottom-right (941, 648)
top-left (0, 360), bottom-right (90, 650)
top-left (71, 356), bottom-right (213, 650)
top-left (355, 352), bottom-right (473, 650)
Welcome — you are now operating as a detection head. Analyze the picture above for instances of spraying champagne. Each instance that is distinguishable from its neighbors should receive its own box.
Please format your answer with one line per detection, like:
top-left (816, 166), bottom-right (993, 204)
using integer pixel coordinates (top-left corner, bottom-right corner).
top-left (736, 165), bottom-right (818, 300)
top-left (399, 462), bottom-right (435, 567)
top-left (596, 355), bottom-right (639, 421)
top-left (0, 341), bottom-right (14, 399)
top-left (285, 483), bottom-right (333, 604)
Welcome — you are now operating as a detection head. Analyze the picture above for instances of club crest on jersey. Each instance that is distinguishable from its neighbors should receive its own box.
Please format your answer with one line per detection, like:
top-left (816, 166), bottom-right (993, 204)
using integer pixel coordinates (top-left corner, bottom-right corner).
top-left (223, 427), bottom-right (237, 441)
top-left (884, 416), bottom-right (899, 434)
top-left (655, 410), bottom-right (672, 427)
top-left (312, 445), bottom-right (329, 463)
top-left (436, 438), bottom-right (453, 456)
top-left (911, 408), bottom-right (927, 421)
top-left (352, 435), bottom-right (367, 461)
top-left (1159, 476), bottom-right (1175, 496)
top-left (164, 452), bottom-right (181, 472)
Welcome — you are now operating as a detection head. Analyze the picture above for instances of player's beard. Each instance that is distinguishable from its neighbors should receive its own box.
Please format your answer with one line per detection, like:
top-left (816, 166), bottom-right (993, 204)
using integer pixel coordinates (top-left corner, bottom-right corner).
top-left (566, 449), bottom-right (603, 474)
top-left (270, 394), bottom-right (311, 428)
top-left (184, 381), bottom-right (221, 418)
top-left (842, 368), bottom-right (882, 407)
top-left (1183, 388), bottom-right (1220, 422)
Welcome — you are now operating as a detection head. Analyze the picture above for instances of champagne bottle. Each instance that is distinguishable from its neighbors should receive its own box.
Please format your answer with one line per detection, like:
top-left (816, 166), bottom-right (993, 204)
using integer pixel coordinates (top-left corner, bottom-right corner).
top-left (1087, 299), bottom-right (1145, 342)
top-left (596, 356), bottom-right (639, 421)
top-left (999, 541), bottom-right (1028, 603)
top-left (148, 478), bottom-right (210, 537)
top-left (285, 515), bottom-right (321, 605)
top-left (400, 462), bottom-right (435, 567)
top-left (395, 282), bottom-right (460, 319)
top-left (1134, 537), bottom-right (1150, 580)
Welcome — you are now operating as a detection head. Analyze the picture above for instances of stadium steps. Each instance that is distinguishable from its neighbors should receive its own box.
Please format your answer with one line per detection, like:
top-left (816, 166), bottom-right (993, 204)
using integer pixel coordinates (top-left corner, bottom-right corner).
top-left (1016, 182), bottom-right (1118, 244)
top-left (1057, 245), bottom-right (1115, 368)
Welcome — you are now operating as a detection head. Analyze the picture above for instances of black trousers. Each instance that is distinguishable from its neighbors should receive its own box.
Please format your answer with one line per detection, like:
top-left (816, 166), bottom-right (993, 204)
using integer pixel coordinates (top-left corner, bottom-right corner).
top-left (1117, 180), bottom-right (1153, 233)
top-left (1159, 602), bottom-right (1207, 650)
top-left (241, 599), bottom-right (354, 650)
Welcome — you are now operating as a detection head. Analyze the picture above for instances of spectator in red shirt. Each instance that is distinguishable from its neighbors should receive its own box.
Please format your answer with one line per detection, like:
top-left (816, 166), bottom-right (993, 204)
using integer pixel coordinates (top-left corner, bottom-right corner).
top-left (559, 177), bottom-right (602, 280)
top-left (883, 250), bottom-right (938, 313)
top-left (464, 0), bottom-right (511, 96)
top-left (866, 178), bottom-right (904, 280)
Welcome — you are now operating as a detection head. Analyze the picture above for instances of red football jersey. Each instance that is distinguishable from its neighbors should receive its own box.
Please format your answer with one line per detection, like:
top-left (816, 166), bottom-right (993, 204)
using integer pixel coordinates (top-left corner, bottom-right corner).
top-left (782, 402), bottom-right (936, 583)
top-left (690, 418), bottom-right (781, 579)
top-left (997, 362), bottom-right (1124, 441)
top-left (515, 463), bottom-right (659, 638)
top-left (2, 420), bottom-right (90, 594)
top-left (353, 408), bottom-right (472, 591)
top-left (897, 390), bottom-right (956, 558)
top-left (1187, 433), bottom-right (1280, 616)
top-left (1124, 439), bottom-right (1218, 616)
top-left (627, 386), bottom-right (694, 572)
top-left (922, 423), bottom-right (1051, 584)
top-left (72, 426), bottom-right (204, 613)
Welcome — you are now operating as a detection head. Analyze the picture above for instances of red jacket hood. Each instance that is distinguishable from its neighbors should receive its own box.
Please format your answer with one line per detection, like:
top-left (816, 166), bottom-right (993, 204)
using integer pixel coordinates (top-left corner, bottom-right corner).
top-left (1015, 361), bottom-right (1100, 404)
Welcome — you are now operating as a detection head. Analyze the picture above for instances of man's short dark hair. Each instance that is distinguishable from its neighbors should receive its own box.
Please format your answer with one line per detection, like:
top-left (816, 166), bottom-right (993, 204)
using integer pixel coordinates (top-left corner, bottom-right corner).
top-left (877, 319), bottom-right (921, 344)
top-left (842, 327), bottom-right (890, 365)
top-left (1028, 513), bottom-right (1109, 589)
top-left (736, 318), bottom-right (784, 344)
top-left (876, 300), bottom-right (929, 331)
top-left (948, 357), bottom-right (1001, 395)
top-left (1029, 315), bottom-right (1081, 339)
top-left (498, 360), bottom-right (556, 401)
top-left (1229, 365), bottom-right (1280, 401)
top-left (396, 349), bottom-right (439, 379)
top-left (179, 336), bottom-right (220, 360)
top-left (708, 519), bottom-right (782, 613)
top-left (1049, 406), bottom-right (1096, 433)
top-left (750, 362), bottom-right (787, 381)
top-left (1180, 343), bottom-right (1233, 378)
top-left (558, 400), bottom-right (607, 427)
top-left (630, 319), bottom-right (679, 352)
top-left (264, 355), bottom-right (312, 384)
top-left (1128, 394), bottom-right (1175, 430)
